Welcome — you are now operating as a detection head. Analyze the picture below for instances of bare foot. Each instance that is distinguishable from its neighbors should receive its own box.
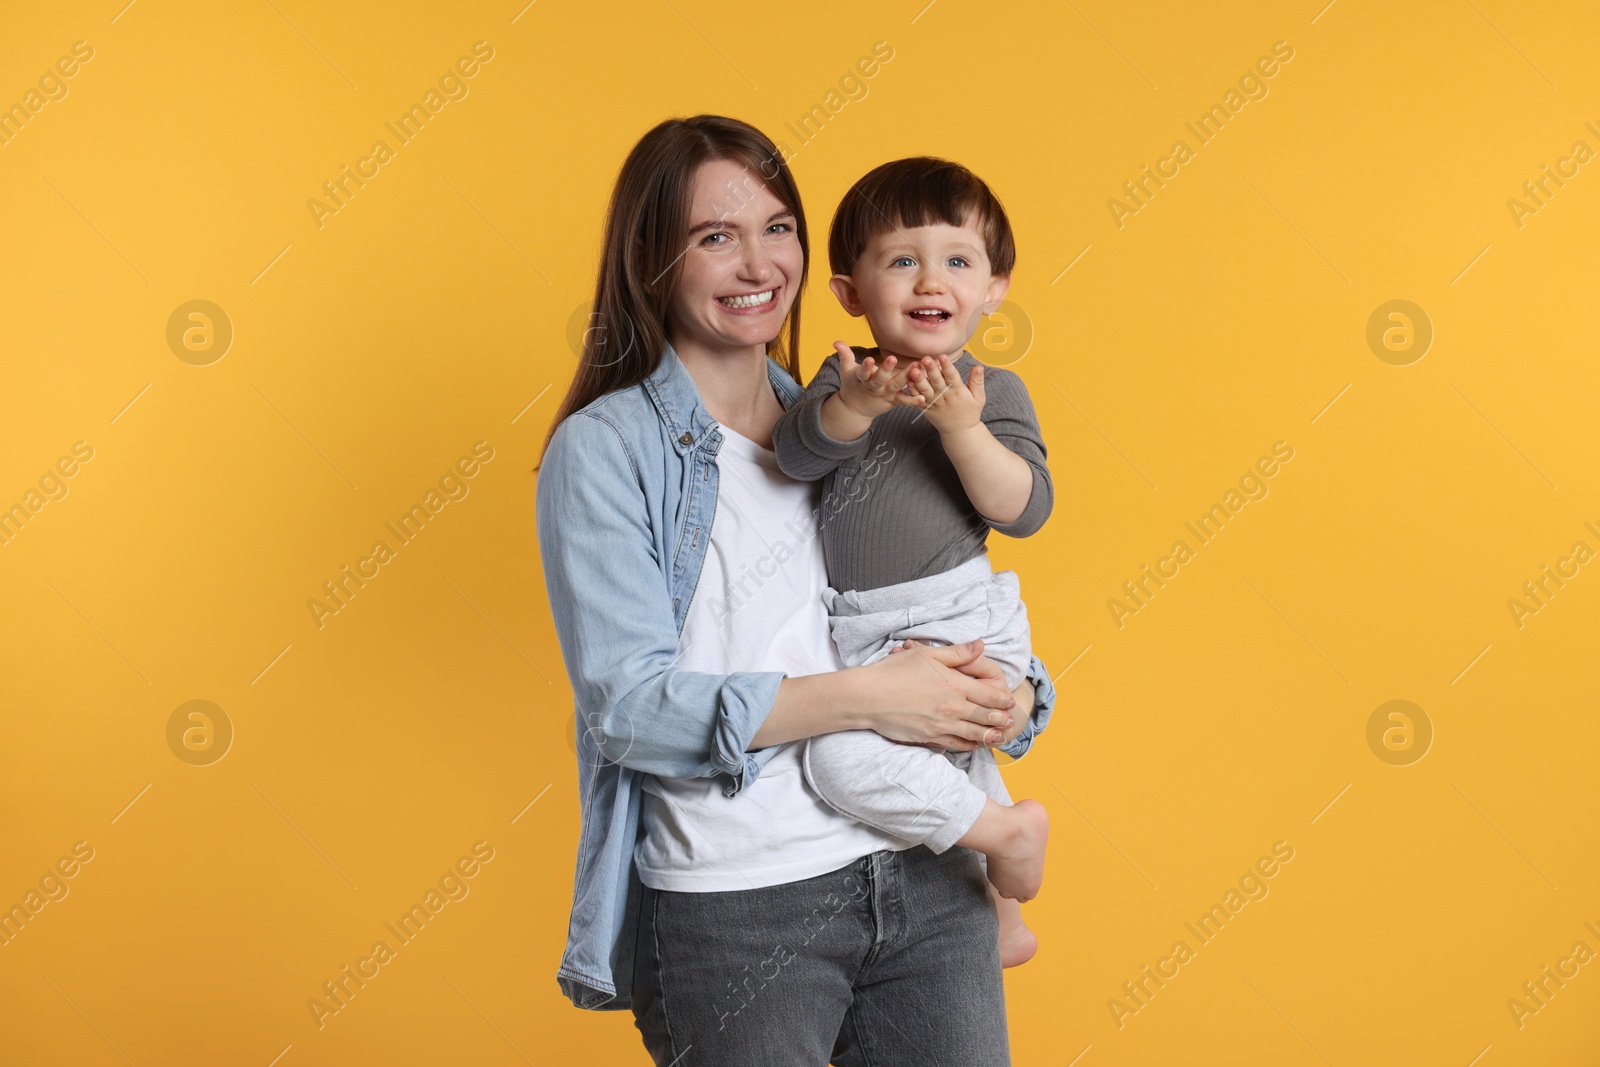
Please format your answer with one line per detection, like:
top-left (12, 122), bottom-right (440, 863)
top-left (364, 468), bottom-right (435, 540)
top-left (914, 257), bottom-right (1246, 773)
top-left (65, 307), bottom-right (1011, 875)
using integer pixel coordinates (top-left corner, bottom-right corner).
top-left (993, 889), bottom-right (1039, 968)
top-left (984, 799), bottom-right (1049, 902)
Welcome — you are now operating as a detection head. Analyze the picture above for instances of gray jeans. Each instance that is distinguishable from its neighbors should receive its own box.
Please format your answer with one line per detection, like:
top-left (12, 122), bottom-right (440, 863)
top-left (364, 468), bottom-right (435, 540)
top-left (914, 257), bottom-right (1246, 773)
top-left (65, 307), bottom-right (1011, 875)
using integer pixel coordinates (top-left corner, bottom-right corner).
top-left (631, 844), bottom-right (1009, 1066)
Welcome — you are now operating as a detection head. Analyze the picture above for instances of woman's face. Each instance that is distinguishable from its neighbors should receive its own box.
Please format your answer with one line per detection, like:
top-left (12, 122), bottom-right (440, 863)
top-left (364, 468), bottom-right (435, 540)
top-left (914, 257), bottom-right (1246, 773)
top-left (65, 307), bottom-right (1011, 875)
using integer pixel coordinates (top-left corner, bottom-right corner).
top-left (664, 158), bottom-right (803, 359)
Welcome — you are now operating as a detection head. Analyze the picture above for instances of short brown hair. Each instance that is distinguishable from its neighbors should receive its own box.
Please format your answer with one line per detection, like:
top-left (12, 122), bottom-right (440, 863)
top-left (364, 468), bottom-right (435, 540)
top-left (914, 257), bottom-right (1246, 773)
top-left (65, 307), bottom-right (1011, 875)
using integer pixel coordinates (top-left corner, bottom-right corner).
top-left (828, 157), bottom-right (1015, 277)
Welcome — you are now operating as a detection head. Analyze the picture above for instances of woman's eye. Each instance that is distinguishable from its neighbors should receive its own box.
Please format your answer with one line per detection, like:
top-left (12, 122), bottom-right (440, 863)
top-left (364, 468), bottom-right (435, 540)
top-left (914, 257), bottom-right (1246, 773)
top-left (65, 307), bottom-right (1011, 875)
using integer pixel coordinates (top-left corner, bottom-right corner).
top-left (702, 232), bottom-right (731, 246)
top-left (766, 222), bottom-right (791, 234)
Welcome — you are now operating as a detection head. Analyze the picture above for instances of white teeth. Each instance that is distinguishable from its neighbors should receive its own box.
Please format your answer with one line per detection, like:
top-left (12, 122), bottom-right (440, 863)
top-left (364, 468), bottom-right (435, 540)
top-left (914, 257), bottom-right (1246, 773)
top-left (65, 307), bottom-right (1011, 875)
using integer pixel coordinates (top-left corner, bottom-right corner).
top-left (720, 289), bottom-right (774, 309)
top-left (911, 309), bottom-right (947, 318)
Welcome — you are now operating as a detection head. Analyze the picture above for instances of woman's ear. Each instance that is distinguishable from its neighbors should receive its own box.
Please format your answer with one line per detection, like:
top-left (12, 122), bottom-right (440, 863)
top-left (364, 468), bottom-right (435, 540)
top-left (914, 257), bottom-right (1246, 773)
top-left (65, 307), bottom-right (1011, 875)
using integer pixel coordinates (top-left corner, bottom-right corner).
top-left (829, 274), bottom-right (866, 317)
top-left (983, 273), bottom-right (1012, 314)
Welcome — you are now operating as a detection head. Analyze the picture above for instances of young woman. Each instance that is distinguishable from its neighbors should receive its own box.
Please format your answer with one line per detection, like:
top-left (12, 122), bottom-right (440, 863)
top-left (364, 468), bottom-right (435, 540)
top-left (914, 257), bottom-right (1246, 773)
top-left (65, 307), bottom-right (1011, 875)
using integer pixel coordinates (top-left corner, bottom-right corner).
top-left (536, 114), bottom-right (1057, 1066)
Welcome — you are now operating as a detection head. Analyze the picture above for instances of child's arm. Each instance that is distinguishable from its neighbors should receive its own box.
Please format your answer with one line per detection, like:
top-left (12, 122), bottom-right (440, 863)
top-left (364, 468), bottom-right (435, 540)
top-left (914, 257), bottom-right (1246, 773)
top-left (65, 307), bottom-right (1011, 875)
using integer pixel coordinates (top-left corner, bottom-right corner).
top-left (772, 343), bottom-right (920, 480)
top-left (908, 354), bottom-right (1052, 531)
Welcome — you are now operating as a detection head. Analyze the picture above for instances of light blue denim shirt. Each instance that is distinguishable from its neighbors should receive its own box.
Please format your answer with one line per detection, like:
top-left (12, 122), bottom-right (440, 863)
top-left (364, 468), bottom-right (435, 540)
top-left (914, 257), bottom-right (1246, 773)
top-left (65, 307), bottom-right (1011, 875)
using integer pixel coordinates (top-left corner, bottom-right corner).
top-left (535, 342), bottom-right (1057, 1010)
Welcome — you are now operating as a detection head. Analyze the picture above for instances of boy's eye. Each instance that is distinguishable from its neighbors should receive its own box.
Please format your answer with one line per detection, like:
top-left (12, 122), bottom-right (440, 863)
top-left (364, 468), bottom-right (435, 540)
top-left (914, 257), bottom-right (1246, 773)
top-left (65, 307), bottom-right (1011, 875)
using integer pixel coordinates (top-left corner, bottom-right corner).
top-left (947, 256), bottom-right (970, 268)
top-left (891, 255), bottom-right (915, 268)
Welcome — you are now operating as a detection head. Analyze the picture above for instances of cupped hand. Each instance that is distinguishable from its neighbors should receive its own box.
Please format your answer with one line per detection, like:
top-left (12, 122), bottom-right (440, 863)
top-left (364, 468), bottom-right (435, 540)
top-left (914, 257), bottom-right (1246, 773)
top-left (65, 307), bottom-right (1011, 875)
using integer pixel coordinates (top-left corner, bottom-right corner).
top-left (861, 639), bottom-right (1017, 751)
top-left (834, 341), bottom-right (925, 419)
top-left (908, 353), bottom-right (985, 434)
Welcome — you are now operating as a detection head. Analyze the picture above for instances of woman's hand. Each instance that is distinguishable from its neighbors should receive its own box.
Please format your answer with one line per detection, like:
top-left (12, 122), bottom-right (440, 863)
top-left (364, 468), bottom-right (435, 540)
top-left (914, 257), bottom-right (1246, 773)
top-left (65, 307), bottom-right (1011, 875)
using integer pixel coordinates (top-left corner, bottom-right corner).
top-left (860, 639), bottom-right (1017, 751)
top-left (888, 639), bottom-right (1033, 749)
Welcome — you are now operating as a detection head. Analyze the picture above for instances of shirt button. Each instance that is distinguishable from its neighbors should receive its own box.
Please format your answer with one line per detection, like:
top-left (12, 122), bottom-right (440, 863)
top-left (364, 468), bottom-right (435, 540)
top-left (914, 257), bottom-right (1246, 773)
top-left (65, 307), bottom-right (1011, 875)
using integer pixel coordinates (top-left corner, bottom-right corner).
top-left (679, 432), bottom-right (693, 445)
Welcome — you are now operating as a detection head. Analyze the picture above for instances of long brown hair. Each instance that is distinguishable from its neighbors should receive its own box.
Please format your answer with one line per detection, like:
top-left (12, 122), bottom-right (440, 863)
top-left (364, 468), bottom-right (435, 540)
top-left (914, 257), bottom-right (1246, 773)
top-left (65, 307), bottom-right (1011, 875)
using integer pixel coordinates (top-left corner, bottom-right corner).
top-left (539, 115), bottom-right (808, 462)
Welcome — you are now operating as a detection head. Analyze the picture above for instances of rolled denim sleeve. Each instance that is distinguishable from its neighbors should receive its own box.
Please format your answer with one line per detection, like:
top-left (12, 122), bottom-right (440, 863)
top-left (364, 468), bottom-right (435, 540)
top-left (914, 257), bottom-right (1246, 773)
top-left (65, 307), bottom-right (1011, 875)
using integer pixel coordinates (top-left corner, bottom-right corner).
top-left (996, 653), bottom-right (1056, 761)
top-left (537, 411), bottom-right (782, 793)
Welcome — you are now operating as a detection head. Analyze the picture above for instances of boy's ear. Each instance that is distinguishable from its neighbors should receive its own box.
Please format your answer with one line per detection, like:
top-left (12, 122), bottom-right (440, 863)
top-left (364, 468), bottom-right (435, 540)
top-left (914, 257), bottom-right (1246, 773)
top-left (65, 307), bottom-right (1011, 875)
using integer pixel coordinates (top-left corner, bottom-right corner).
top-left (983, 273), bottom-right (1012, 314)
top-left (828, 274), bottom-right (866, 317)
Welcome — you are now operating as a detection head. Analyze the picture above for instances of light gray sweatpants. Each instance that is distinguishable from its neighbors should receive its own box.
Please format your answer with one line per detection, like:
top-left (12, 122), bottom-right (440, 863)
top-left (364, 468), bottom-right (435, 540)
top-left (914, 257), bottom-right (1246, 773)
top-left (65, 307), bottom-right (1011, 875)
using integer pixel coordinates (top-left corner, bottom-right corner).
top-left (802, 555), bottom-right (1031, 853)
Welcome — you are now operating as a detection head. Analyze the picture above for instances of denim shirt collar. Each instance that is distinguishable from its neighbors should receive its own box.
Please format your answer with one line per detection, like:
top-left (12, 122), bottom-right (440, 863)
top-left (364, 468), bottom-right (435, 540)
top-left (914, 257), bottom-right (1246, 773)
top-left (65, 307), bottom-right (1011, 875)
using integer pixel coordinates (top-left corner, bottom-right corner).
top-left (642, 342), bottom-right (804, 451)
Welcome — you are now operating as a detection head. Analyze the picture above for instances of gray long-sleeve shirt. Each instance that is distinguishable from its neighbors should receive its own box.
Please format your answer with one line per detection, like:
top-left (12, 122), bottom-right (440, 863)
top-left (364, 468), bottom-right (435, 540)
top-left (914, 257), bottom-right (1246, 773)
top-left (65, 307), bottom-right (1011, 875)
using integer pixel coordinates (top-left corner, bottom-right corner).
top-left (771, 347), bottom-right (1052, 593)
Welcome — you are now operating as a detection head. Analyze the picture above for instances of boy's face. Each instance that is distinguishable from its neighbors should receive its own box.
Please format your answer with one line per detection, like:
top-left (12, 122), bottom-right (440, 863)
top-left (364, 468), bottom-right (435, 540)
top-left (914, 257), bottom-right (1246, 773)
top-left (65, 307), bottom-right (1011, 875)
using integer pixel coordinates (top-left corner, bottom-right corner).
top-left (829, 217), bottom-right (1010, 362)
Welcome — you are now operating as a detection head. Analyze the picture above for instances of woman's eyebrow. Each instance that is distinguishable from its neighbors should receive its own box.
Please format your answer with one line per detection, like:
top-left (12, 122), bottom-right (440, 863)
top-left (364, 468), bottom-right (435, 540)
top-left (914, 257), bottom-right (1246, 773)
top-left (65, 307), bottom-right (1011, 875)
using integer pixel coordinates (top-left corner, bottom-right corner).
top-left (687, 208), bottom-right (793, 237)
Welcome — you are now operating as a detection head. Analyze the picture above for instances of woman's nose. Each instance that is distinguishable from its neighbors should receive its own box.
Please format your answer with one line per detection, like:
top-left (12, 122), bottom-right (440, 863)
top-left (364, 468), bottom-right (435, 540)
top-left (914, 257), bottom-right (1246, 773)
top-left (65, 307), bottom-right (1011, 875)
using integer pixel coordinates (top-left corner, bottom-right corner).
top-left (739, 243), bottom-right (774, 281)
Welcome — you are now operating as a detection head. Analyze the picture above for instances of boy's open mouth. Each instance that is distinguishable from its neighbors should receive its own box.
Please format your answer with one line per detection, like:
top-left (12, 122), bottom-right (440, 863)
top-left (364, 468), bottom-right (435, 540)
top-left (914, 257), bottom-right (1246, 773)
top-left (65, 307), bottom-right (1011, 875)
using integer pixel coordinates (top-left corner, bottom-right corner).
top-left (717, 287), bottom-right (778, 309)
top-left (908, 307), bottom-right (952, 323)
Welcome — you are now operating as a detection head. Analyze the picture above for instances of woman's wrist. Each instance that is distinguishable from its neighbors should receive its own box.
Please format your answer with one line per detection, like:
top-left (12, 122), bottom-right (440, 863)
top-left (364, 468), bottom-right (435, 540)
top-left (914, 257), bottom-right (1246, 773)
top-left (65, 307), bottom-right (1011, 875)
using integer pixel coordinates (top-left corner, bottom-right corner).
top-left (758, 669), bottom-right (870, 748)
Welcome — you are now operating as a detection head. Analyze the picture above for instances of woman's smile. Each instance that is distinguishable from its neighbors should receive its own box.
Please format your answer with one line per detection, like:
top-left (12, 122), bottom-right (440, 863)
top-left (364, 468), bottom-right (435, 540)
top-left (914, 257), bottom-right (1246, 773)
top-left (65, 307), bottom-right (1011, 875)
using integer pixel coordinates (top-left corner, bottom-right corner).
top-left (716, 286), bottom-right (781, 313)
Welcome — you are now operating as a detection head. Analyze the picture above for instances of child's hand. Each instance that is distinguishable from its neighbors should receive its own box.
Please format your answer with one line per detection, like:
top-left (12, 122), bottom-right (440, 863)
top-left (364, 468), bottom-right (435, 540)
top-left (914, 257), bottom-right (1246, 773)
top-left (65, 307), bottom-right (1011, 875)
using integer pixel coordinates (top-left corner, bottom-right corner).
top-left (833, 341), bottom-right (924, 420)
top-left (908, 353), bottom-right (985, 434)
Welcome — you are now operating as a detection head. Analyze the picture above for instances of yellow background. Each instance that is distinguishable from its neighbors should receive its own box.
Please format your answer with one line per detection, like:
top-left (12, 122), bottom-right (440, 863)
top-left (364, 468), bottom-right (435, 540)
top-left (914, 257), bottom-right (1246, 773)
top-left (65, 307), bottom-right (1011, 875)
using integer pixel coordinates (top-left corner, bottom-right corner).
top-left (3, 1), bottom-right (1597, 1063)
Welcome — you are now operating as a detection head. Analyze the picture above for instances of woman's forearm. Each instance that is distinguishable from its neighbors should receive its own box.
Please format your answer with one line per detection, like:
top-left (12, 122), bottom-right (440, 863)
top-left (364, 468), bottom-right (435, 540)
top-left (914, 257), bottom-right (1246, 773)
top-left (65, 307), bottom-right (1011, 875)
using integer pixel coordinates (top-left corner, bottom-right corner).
top-left (751, 644), bottom-right (1020, 751)
top-left (751, 670), bottom-right (872, 748)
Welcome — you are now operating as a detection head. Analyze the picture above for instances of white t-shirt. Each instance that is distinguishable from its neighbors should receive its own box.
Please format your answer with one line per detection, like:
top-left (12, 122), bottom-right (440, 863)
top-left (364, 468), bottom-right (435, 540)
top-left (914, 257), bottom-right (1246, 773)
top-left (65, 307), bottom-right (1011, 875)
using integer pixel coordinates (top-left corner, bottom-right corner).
top-left (635, 424), bottom-right (908, 892)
